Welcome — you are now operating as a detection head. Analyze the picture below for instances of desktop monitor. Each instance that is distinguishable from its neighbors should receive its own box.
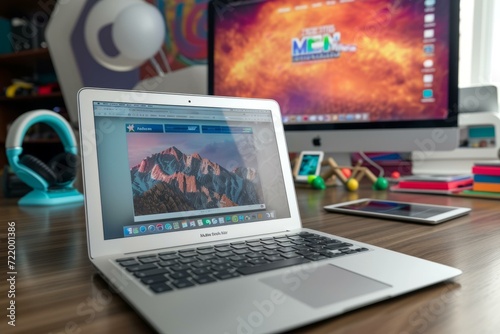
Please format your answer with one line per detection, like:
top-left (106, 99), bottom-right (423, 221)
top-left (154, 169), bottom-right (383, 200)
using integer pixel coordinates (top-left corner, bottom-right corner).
top-left (208, 0), bottom-right (460, 155)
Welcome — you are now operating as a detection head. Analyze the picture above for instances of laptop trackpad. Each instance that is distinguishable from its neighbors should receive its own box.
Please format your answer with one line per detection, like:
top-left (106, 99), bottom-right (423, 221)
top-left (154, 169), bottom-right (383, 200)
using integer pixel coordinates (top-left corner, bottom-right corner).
top-left (260, 264), bottom-right (392, 308)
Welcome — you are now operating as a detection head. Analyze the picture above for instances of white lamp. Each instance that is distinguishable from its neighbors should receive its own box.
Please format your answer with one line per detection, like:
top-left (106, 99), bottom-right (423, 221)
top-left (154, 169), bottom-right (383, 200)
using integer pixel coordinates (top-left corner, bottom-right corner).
top-left (84, 0), bottom-right (166, 73)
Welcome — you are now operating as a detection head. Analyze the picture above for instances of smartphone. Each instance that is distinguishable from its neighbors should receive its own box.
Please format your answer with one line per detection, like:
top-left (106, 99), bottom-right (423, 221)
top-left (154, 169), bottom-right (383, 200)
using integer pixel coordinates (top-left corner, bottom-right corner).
top-left (324, 199), bottom-right (470, 224)
top-left (294, 151), bottom-right (324, 182)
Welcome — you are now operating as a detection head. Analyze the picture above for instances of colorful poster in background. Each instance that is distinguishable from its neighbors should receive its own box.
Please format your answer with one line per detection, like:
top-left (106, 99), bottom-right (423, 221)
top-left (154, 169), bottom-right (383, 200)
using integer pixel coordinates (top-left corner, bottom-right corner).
top-left (141, 0), bottom-right (208, 79)
top-left (163, 0), bottom-right (208, 66)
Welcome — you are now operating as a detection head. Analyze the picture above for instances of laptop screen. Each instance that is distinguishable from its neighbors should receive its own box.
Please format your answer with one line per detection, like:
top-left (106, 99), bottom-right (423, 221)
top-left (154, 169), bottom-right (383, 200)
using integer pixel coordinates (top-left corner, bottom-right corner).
top-left (93, 101), bottom-right (291, 240)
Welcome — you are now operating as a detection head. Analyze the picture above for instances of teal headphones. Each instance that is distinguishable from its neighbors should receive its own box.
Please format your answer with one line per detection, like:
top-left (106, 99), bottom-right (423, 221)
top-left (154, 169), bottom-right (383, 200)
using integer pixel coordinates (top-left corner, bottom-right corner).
top-left (5, 110), bottom-right (79, 191)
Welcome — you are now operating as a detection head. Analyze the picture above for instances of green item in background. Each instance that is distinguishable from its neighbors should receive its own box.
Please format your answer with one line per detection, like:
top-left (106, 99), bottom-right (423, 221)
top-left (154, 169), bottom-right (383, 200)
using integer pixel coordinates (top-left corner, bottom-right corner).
top-left (308, 175), bottom-right (326, 190)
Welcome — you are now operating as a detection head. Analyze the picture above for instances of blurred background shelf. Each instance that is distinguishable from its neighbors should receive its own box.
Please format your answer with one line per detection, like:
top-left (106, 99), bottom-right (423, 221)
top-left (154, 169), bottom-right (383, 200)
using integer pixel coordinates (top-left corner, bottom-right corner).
top-left (0, 1), bottom-right (66, 171)
top-left (0, 48), bottom-right (52, 65)
top-left (0, 91), bottom-right (63, 102)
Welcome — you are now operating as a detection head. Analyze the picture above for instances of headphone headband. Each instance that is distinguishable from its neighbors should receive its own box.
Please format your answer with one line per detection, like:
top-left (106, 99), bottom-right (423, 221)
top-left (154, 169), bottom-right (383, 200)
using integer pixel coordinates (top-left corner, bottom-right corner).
top-left (5, 109), bottom-right (77, 154)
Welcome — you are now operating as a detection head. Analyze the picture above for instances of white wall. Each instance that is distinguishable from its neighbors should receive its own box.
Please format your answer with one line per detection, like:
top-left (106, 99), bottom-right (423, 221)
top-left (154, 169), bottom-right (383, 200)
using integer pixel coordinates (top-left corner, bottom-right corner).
top-left (461, 0), bottom-right (499, 87)
top-left (491, 1), bottom-right (500, 83)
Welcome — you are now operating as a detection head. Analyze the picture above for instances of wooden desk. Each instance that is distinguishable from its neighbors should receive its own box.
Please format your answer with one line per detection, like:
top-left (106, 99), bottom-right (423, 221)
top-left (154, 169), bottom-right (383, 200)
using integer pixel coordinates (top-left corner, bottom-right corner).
top-left (1, 186), bottom-right (499, 333)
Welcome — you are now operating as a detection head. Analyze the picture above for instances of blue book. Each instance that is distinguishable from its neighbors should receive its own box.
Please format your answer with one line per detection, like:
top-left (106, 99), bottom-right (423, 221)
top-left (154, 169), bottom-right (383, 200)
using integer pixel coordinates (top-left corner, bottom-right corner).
top-left (474, 174), bottom-right (500, 184)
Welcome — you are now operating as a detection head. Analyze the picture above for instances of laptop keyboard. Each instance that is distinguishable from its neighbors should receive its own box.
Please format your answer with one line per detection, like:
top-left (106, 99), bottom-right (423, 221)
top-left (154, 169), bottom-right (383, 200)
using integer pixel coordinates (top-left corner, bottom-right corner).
top-left (115, 232), bottom-right (369, 294)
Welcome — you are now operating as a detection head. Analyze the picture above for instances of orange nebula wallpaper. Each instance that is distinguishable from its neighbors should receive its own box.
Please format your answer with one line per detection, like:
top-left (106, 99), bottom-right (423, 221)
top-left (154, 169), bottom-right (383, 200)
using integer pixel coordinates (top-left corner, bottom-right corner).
top-left (213, 0), bottom-right (451, 122)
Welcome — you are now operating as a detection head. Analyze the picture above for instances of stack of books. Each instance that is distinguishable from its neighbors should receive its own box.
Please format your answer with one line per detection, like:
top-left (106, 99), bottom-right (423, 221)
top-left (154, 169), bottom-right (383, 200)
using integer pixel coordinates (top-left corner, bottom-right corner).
top-left (391, 174), bottom-right (473, 194)
top-left (465, 162), bottom-right (500, 197)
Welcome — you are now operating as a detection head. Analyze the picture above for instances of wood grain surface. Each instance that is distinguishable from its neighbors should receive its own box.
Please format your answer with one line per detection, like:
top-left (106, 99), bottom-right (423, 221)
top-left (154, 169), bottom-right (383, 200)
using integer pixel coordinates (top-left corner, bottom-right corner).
top-left (0, 185), bottom-right (499, 334)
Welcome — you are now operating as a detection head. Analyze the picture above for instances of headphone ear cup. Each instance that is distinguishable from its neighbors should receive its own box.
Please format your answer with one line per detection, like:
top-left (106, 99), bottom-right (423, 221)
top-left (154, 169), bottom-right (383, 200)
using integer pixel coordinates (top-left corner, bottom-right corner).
top-left (48, 152), bottom-right (78, 185)
top-left (20, 154), bottom-right (57, 187)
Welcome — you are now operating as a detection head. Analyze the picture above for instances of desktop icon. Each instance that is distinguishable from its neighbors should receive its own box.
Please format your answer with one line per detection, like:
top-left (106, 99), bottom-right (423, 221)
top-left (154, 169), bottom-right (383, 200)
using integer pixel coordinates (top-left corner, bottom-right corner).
top-left (424, 13), bottom-right (435, 23)
top-left (423, 29), bottom-right (434, 39)
top-left (238, 215), bottom-right (245, 222)
top-left (423, 44), bottom-right (434, 54)
top-left (189, 220), bottom-right (196, 227)
top-left (139, 226), bottom-right (147, 233)
top-left (197, 219), bottom-right (204, 226)
top-left (265, 212), bottom-right (276, 219)
top-left (133, 227), bottom-right (139, 234)
top-left (424, 0), bottom-right (436, 7)
top-left (212, 218), bottom-right (218, 225)
top-left (124, 227), bottom-right (133, 236)
top-left (423, 74), bottom-right (434, 83)
top-left (203, 218), bottom-right (211, 225)
top-left (156, 223), bottom-right (164, 232)
top-left (218, 217), bottom-right (225, 224)
top-left (422, 89), bottom-right (434, 99)
top-left (232, 215), bottom-right (239, 223)
top-left (181, 221), bottom-right (188, 228)
top-left (257, 213), bottom-right (263, 219)
top-left (423, 59), bottom-right (434, 68)
top-left (173, 222), bottom-right (180, 229)
top-left (225, 216), bottom-right (232, 223)
top-left (148, 225), bottom-right (156, 232)
top-left (165, 223), bottom-right (173, 230)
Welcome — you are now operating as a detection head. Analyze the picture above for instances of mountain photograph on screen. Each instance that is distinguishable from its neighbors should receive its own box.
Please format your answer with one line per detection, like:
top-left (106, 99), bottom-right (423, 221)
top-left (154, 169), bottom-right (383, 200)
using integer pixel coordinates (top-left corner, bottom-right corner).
top-left (127, 132), bottom-right (264, 217)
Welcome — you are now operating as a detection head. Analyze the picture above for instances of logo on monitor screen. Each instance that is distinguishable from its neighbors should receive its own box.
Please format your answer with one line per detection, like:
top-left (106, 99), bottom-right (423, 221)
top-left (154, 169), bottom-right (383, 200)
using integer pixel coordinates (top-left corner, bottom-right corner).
top-left (313, 136), bottom-right (321, 147)
top-left (291, 25), bottom-right (357, 63)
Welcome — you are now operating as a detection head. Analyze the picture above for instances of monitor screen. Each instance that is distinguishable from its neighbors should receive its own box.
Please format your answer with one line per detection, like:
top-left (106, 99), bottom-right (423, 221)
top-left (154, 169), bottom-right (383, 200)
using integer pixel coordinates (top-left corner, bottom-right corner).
top-left (209, 0), bottom-right (459, 153)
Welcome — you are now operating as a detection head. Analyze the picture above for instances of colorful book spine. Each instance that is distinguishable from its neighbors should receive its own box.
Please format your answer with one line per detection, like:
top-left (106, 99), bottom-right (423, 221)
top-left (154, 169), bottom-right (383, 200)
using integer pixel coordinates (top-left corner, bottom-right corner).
top-left (473, 174), bottom-right (500, 183)
top-left (472, 166), bottom-right (500, 177)
top-left (473, 183), bottom-right (500, 192)
top-left (471, 163), bottom-right (500, 193)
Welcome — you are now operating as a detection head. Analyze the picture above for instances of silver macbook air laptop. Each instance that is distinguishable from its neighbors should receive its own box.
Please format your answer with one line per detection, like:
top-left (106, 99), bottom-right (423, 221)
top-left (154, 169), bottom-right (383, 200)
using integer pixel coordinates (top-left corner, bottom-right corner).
top-left (78, 87), bottom-right (461, 334)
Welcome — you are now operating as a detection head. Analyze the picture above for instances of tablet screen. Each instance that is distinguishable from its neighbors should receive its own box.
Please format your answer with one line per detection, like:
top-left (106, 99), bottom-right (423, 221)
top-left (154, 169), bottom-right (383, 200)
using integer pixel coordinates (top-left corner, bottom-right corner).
top-left (298, 154), bottom-right (322, 176)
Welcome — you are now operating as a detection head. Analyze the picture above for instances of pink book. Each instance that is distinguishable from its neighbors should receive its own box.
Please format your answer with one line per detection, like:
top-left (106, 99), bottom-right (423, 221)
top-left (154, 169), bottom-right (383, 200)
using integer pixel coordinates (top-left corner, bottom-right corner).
top-left (472, 166), bottom-right (500, 176)
top-left (397, 178), bottom-right (473, 190)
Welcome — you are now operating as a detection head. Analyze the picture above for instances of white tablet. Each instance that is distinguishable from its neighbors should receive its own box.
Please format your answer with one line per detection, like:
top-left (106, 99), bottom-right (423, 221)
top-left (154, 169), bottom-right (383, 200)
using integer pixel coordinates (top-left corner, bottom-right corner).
top-left (293, 151), bottom-right (324, 182)
top-left (324, 198), bottom-right (470, 224)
